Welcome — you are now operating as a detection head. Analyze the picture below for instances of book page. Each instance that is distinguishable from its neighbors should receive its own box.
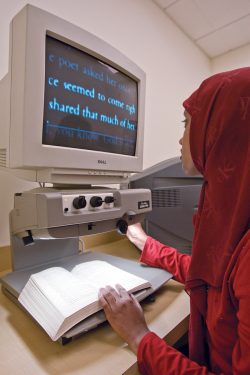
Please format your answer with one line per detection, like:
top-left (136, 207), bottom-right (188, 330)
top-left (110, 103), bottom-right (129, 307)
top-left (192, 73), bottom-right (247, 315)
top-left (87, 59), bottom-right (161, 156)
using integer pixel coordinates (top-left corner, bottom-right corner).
top-left (28, 267), bottom-right (98, 316)
top-left (71, 260), bottom-right (150, 293)
top-left (18, 260), bottom-right (152, 341)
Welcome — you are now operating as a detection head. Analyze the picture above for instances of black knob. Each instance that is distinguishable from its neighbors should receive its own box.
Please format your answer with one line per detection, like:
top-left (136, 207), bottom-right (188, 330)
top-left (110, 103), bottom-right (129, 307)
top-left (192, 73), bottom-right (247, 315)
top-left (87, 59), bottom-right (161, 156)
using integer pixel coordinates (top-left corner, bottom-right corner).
top-left (116, 219), bottom-right (128, 235)
top-left (104, 196), bottom-right (114, 204)
top-left (90, 196), bottom-right (103, 208)
top-left (73, 195), bottom-right (87, 209)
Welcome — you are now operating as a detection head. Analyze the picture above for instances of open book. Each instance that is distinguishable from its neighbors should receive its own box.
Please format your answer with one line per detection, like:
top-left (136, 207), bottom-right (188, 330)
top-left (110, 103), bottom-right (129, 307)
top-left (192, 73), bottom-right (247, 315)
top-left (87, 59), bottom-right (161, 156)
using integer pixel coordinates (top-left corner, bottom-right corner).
top-left (18, 260), bottom-right (151, 341)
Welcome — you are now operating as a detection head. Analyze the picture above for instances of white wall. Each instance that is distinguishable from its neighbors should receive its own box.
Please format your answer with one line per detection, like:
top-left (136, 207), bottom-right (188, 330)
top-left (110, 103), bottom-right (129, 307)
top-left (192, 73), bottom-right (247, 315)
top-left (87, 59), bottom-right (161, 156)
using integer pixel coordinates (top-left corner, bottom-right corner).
top-left (0, 0), bottom-right (210, 246)
top-left (211, 43), bottom-right (250, 73)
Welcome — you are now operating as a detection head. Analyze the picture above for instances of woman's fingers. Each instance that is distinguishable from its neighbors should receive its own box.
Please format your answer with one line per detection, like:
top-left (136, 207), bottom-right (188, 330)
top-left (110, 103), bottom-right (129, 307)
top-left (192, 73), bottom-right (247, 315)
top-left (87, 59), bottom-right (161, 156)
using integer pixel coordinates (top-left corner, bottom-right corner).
top-left (115, 284), bottom-right (130, 298)
top-left (99, 286), bottom-right (121, 310)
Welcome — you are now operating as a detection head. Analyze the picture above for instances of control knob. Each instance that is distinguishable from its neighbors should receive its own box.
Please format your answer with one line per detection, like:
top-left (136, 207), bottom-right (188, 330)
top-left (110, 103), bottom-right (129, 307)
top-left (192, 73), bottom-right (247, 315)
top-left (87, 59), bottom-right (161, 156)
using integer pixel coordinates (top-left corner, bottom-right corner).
top-left (116, 219), bottom-right (128, 235)
top-left (90, 196), bottom-right (103, 208)
top-left (104, 196), bottom-right (114, 204)
top-left (73, 195), bottom-right (87, 209)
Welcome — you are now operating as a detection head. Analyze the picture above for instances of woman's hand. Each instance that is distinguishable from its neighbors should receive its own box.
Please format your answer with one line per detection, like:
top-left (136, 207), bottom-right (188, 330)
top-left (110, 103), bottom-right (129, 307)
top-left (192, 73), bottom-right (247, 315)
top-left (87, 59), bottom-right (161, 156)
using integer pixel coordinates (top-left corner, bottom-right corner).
top-left (99, 284), bottom-right (150, 354)
top-left (126, 223), bottom-right (148, 251)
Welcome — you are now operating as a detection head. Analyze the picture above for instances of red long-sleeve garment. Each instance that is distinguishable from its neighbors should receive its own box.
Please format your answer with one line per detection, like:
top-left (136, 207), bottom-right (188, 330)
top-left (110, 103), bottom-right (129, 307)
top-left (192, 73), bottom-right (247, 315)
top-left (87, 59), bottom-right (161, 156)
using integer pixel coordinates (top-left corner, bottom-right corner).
top-left (137, 236), bottom-right (250, 375)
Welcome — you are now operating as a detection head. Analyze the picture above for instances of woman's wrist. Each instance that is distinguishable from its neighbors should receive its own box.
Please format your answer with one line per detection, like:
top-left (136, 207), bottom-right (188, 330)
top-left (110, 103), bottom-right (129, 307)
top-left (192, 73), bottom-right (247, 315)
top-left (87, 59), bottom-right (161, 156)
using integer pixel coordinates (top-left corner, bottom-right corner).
top-left (127, 328), bottom-right (150, 354)
top-left (135, 234), bottom-right (148, 251)
top-left (126, 223), bottom-right (148, 251)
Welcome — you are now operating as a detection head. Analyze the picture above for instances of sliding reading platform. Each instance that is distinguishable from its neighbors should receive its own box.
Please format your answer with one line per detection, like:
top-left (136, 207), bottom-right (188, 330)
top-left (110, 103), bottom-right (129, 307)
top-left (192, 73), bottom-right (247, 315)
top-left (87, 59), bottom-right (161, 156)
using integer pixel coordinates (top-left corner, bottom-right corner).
top-left (2, 251), bottom-right (172, 343)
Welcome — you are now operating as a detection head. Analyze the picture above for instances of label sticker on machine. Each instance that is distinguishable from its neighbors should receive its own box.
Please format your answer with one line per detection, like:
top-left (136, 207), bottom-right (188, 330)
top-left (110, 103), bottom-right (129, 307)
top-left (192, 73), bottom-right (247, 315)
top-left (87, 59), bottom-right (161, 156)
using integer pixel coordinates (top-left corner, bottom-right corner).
top-left (138, 200), bottom-right (150, 209)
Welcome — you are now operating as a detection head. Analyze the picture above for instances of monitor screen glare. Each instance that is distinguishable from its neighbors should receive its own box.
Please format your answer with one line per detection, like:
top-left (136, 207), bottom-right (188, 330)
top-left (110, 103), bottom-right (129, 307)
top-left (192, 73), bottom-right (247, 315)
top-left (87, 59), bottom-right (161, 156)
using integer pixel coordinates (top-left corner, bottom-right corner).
top-left (43, 36), bottom-right (138, 156)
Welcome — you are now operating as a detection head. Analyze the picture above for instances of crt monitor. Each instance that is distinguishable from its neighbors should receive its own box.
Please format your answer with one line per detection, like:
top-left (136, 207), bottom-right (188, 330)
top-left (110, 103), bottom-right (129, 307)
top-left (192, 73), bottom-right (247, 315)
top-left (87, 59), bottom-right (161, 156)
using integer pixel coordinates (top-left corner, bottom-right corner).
top-left (130, 157), bottom-right (203, 254)
top-left (0, 4), bottom-right (146, 185)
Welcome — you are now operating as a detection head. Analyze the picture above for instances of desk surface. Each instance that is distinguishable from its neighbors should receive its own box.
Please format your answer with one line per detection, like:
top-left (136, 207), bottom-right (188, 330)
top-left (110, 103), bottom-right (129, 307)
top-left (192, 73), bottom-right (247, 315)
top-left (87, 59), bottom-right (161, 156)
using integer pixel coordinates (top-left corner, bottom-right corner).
top-left (0, 238), bottom-right (190, 375)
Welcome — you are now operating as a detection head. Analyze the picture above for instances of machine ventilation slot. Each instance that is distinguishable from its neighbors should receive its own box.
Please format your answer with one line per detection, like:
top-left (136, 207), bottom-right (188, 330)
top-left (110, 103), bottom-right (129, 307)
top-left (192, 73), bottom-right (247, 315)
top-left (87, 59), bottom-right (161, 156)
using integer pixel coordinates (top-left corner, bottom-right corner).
top-left (152, 188), bottom-right (182, 208)
top-left (0, 149), bottom-right (7, 168)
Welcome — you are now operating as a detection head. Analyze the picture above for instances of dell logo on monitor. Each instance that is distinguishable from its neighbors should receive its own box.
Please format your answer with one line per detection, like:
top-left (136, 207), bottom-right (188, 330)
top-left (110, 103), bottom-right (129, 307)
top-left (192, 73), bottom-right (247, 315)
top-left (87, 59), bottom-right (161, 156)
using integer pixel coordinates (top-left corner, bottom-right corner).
top-left (98, 159), bottom-right (107, 164)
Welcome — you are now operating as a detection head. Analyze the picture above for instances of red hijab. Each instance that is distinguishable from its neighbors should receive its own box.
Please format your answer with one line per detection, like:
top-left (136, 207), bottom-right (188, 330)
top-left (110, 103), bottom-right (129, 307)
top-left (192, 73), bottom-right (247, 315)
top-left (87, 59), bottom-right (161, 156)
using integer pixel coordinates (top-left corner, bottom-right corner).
top-left (183, 68), bottom-right (250, 364)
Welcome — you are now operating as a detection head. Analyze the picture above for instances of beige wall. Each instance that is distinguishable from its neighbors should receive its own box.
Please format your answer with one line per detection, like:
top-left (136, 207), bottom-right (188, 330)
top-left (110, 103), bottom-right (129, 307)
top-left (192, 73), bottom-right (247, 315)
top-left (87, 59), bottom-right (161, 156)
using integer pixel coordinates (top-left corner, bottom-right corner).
top-left (0, 0), bottom-right (212, 246)
top-left (211, 43), bottom-right (250, 73)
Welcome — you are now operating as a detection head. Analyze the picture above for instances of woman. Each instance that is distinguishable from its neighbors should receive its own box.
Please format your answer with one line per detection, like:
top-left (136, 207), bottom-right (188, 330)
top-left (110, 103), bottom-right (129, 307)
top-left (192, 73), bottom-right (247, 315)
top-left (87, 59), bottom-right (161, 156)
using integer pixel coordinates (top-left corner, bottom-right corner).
top-left (99, 67), bottom-right (250, 374)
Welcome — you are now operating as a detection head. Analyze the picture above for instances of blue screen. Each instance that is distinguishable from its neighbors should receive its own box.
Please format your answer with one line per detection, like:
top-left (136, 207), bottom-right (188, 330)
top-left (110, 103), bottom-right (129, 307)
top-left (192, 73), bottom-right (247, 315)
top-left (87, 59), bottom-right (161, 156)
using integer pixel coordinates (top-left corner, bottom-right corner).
top-left (43, 36), bottom-right (138, 156)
